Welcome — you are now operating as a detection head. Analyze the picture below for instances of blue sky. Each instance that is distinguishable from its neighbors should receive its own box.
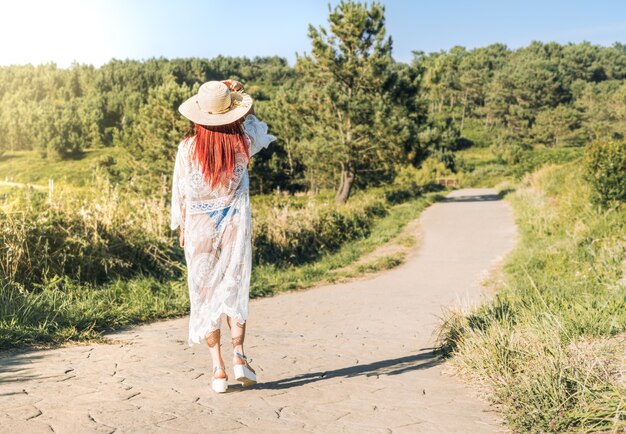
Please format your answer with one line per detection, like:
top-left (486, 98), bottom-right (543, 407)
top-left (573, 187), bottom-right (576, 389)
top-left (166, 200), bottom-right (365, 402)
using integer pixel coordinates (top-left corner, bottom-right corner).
top-left (0, 0), bottom-right (625, 67)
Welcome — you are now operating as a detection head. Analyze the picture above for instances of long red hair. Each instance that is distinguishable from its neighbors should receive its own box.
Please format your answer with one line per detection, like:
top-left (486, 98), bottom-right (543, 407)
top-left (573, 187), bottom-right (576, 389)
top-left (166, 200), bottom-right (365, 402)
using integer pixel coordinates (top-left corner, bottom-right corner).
top-left (186, 119), bottom-right (250, 189)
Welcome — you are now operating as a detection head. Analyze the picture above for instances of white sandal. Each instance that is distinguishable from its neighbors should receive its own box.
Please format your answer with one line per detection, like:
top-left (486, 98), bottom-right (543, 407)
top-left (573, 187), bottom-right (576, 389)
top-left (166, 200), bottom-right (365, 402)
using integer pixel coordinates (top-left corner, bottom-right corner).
top-left (233, 351), bottom-right (257, 386)
top-left (212, 365), bottom-right (228, 393)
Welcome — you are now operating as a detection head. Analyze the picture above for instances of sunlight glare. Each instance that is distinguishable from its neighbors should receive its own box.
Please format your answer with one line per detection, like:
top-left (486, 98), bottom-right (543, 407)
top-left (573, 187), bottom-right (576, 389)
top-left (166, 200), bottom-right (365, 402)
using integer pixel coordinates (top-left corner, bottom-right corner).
top-left (0, 0), bottom-right (111, 66)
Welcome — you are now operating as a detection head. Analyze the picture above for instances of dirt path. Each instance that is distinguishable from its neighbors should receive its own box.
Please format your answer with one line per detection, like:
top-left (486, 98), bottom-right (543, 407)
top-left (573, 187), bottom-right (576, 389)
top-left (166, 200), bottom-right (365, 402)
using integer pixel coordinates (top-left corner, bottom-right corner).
top-left (0, 188), bottom-right (517, 433)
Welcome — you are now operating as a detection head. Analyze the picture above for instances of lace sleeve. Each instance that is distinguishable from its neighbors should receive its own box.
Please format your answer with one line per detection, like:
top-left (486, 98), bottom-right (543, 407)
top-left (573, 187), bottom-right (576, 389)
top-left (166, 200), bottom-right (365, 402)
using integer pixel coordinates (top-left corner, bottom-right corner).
top-left (170, 143), bottom-right (187, 231)
top-left (243, 114), bottom-right (277, 157)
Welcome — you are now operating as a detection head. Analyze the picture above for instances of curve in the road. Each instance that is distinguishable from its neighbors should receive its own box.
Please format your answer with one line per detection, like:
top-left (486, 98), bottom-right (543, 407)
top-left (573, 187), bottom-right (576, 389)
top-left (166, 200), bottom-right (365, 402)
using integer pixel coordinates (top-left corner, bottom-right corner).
top-left (0, 188), bottom-right (517, 434)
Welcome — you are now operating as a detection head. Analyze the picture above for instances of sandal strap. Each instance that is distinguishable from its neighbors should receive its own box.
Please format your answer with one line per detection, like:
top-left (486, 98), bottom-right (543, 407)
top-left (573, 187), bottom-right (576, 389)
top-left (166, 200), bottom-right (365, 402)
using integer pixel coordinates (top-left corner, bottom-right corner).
top-left (234, 351), bottom-right (252, 364)
top-left (213, 365), bottom-right (226, 374)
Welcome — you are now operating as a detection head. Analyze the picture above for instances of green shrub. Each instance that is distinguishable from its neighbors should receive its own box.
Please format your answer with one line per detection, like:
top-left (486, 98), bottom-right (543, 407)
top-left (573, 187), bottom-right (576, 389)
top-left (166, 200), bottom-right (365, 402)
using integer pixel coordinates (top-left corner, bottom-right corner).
top-left (383, 179), bottom-right (444, 205)
top-left (584, 140), bottom-right (626, 207)
top-left (460, 118), bottom-right (495, 148)
top-left (252, 196), bottom-right (389, 265)
top-left (491, 140), bottom-right (527, 165)
top-left (393, 158), bottom-right (454, 187)
top-left (509, 146), bottom-right (584, 179)
top-left (384, 183), bottom-right (421, 204)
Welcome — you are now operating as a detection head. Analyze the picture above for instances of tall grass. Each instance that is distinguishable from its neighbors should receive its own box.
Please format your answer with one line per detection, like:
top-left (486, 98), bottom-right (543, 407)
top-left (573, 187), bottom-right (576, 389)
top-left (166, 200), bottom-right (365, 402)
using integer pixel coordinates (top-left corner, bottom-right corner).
top-left (0, 166), bottom-right (437, 349)
top-left (0, 277), bottom-right (189, 348)
top-left (437, 162), bottom-right (626, 433)
top-left (1, 174), bottom-right (182, 287)
top-left (250, 191), bottom-right (439, 297)
top-left (252, 190), bottom-right (388, 265)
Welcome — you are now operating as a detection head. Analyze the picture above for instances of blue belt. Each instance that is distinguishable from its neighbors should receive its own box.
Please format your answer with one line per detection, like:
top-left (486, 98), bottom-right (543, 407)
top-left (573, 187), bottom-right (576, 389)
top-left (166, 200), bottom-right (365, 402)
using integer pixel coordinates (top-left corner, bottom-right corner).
top-left (206, 206), bottom-right (238, 230)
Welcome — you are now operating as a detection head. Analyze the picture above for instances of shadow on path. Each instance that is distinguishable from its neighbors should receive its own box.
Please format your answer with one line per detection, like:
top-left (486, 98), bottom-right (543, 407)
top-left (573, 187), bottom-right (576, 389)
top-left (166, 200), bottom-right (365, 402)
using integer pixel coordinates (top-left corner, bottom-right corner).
top-left (0, 351), bottom-right (48, 385)
top-left (250, 348), bottom-right (441, 391)
top-left (440, 194), bottom-right (502, 203)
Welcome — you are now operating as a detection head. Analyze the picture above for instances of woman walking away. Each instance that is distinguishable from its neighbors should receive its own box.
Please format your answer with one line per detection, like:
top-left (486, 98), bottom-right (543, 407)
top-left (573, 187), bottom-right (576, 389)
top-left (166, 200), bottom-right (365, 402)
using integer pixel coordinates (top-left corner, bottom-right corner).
top-left (171, 80), bottom-right (276, 393)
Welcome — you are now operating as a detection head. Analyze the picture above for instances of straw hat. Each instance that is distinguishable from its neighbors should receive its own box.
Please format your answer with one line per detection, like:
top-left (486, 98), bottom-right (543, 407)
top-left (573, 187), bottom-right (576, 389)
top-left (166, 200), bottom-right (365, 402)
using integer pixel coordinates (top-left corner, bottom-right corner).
top-left (178, 81), bottom-right (253, 126)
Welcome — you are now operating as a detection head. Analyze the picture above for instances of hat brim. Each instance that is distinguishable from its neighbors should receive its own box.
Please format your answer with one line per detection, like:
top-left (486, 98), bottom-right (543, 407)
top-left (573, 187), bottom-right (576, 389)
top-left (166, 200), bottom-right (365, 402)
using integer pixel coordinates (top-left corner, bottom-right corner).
top-left (178, 91), bottom-right (253, 126)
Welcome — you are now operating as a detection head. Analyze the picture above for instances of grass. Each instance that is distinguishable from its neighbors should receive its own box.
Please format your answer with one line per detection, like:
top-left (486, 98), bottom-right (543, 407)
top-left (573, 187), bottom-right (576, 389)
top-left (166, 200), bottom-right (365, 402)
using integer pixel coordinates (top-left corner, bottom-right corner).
top-left (7, 144), bottom-right (622, 433)
top-left (0, 148), bottom-right (125, 187)
top-left (0, 179), bottom-right (439, 349)
top-left (0, 276), bottom-right (190, 349)
top-left (457, 145), bottom-right (585, 188)
top-left (437, 161), bottom-right (626, 433)
top-left (456, 145), bottom-right (510, 187)
top-left (249, 192), bottom-right (439, 297)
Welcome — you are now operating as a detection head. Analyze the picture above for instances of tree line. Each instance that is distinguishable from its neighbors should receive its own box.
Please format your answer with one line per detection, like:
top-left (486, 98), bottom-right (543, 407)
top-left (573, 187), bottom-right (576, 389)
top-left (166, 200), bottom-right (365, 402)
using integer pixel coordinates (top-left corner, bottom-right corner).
top-left (1, 1), bottom-right (625, 202)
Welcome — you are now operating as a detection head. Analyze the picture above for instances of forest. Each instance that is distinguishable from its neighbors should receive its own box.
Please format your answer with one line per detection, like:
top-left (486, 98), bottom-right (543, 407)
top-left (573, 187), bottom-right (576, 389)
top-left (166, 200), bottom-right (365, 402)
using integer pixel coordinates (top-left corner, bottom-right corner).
top-left (1, 21), bottom-right (625, 200)
top-left (1, 1), bottom-right (625, 432)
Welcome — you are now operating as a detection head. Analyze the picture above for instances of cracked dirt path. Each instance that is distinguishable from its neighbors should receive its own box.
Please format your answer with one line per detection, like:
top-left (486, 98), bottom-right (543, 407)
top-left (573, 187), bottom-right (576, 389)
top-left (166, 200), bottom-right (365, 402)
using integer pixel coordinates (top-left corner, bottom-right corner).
top-left (0, 188), bottom-right (517, 433)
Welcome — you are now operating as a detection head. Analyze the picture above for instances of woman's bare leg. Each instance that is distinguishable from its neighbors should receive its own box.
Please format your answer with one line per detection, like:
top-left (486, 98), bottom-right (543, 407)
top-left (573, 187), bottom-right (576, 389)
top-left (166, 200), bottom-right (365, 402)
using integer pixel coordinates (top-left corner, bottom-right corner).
top-left (205, 329), bottom-right (226, 379)
top-left (226, 316), bottom-right (245, 354)
top-left (227, 316), bottom-right (255, 372)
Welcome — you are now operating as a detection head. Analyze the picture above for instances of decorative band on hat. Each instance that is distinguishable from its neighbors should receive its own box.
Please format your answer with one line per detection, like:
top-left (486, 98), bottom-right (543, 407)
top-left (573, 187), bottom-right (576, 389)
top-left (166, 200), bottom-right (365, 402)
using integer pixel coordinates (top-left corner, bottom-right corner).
top-left (195, 100), bottom-right (232, 115)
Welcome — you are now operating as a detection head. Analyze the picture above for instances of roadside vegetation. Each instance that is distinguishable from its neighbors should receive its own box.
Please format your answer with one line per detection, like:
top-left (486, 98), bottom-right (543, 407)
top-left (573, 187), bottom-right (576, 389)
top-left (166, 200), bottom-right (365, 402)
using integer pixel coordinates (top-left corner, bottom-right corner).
top-left (438, 143), bottom-right (626, 432)
top-left (0, 156), bottom-right (441, 348)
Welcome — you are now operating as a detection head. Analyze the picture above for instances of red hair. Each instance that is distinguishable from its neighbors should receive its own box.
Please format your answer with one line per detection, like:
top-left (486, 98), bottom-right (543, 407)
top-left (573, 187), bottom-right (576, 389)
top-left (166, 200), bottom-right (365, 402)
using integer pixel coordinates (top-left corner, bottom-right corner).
top-left (186, 119), bottom-right (250, 189)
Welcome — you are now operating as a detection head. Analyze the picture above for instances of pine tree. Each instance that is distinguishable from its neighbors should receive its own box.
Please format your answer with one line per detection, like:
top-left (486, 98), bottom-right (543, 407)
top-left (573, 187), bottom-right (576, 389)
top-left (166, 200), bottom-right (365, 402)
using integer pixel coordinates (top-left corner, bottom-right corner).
top-left (295, 0), bottom-right (403, 203)
top-left (129, 78), bottom-right (193, 176)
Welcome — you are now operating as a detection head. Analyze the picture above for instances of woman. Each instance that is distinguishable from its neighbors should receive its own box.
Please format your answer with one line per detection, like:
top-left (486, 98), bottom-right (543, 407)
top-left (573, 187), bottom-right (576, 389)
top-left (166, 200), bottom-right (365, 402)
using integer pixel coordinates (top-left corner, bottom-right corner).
top-left (170, 79), bottom-right (276, 393)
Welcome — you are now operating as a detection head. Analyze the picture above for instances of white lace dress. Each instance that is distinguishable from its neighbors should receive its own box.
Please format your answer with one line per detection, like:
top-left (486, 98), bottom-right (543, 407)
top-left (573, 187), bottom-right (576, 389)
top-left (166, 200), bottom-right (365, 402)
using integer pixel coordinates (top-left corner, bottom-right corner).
top-left (170, 114), bottom-right (276, 346)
